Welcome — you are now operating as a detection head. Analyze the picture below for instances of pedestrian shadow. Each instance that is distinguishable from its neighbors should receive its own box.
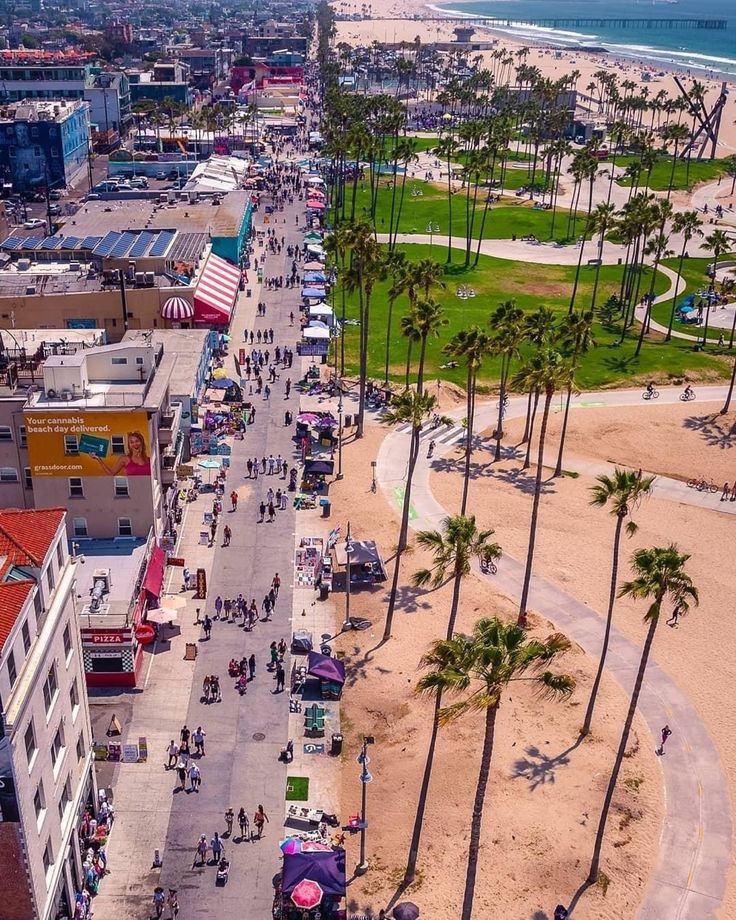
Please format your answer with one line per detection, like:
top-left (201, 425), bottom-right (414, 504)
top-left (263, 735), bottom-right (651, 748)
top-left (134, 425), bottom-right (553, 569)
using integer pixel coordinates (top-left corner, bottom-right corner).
top-left (531, 912), bottom-right (550, 920)
top-left (388, 583), bottom-right (436, 617)
top-left (682, 412), bottom-right (736, 450)
top-left (512, 738), bottom-right (583, 791)
top-left (340, 644), bottom-right (393, 689)
top-left (495, 466), bottom-right (557, 497)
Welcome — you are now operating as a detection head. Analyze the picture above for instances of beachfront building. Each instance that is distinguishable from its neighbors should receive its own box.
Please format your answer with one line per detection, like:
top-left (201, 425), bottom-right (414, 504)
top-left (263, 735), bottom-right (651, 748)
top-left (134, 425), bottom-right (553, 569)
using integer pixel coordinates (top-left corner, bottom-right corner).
top-left (0, 507), bottom-right (96, 920)
top-left (0, 51), bottom-right (94, 104)
top-left (0, 99), bottom-right (91, 193)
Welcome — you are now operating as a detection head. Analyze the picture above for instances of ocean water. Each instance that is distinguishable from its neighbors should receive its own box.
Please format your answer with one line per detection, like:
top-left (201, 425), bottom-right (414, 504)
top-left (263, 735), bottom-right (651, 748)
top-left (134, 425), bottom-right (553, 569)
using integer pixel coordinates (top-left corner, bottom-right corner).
top-left (428, 0), bottom-right (736, 76)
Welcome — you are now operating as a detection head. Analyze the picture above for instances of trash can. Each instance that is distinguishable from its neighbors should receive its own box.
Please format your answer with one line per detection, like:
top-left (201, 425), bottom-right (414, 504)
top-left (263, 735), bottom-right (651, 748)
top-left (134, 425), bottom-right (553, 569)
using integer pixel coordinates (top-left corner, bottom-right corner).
top-left (344, 414), bottom-right (352, 428)
top-left (330, 733), bottom-right (343, 757)
top-left (319, 583), bottom-right (329, 601)
top-left (322, 500), bottom-right (331, 519)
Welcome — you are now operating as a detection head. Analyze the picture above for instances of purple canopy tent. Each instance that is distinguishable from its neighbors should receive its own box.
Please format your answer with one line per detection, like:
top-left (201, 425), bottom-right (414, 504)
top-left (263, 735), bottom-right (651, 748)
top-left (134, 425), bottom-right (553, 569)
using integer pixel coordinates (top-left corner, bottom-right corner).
top-left (307, 651), bottom-right (346, 685)
top-left (282, 849), bottom-right (346, 897)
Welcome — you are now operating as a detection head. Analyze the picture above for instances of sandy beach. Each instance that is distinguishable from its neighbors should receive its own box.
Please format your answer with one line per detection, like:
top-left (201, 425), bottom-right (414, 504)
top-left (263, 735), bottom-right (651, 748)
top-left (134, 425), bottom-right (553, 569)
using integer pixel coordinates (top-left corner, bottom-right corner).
top-left (333, 0), bottom-right (736, 153)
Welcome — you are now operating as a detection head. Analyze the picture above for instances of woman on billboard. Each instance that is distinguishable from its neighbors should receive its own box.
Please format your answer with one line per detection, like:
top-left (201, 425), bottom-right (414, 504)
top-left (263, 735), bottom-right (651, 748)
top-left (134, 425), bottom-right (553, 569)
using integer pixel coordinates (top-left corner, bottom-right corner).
top-left (94, 431), bottom-right (151, 476)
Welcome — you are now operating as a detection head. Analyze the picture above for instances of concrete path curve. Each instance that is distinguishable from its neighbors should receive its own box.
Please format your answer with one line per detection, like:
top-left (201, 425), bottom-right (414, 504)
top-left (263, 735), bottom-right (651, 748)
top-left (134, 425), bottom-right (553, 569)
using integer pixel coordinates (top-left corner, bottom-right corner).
top-left (375, 385), bottom-right (732, 919)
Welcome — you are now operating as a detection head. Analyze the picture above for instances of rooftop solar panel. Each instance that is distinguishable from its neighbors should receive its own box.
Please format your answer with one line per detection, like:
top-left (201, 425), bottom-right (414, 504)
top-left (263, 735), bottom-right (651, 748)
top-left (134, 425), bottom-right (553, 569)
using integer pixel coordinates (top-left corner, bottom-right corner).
top-left (41, 235), bottom-right (64, 250)
top-left (92, 231), bottom-right (122, 258)
top-left (1, 234), bottom-right (28, 250)
top-left (109, 231), bottom-right (136, 260)
top-left (60, 237), bottom-right (82, 250)
top-left (129, 230), bottom-right (154, 259)
top-left (149, 229), bottom-right (175, 258)
top-left (80, 236), bottom-right (102, 250)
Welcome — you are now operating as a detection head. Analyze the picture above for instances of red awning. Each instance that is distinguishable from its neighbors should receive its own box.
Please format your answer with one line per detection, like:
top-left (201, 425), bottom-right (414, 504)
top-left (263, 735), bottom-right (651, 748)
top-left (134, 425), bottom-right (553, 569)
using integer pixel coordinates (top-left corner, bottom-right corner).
top-left (142, 545), bottom-right (166, 598)
top-left (193, 253), bottom-right (241, 325)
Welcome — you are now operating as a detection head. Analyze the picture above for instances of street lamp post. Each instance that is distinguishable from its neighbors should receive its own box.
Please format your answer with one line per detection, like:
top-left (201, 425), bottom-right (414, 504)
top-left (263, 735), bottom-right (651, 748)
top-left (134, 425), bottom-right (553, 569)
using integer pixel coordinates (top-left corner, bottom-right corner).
top-left (426, 221), bottom-right (439, 254)
top-left (343, 523), bottom-right (353, 630)
top-left (336, 395), bottom-right (344, 480)
top-left (356, 735), bottom-right (374, 875)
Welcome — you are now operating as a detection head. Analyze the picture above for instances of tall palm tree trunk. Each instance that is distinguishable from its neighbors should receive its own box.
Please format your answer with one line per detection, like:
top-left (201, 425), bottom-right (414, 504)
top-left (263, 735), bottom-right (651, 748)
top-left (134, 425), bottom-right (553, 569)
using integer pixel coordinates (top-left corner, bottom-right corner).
top-left (553, 383), bottom-right (574, 477)
top-left (404, 691), bottom-right (442, 884)
top-left (384, 296), bottom-right (396, 386)
top-left (581, 515), bottom-right (623, 736)
top-left (721, 353), bottom-right (736, 414)
top-left (521, 389), bottom-right (534, 443)
top-left (588, 612), bottom-right (659, 881)
top-left (523, 389), bottom-right (540, 470)
top-left (518, 389), bottom-right (553, 625)
top-left (460, 367), bottom-right (476, 515)
top-left (665, 244), bottom-right (687, 341)
top-left (493, 356), bottom-right (509, 461)
top-left (461, 704), bottom-right (498, 920)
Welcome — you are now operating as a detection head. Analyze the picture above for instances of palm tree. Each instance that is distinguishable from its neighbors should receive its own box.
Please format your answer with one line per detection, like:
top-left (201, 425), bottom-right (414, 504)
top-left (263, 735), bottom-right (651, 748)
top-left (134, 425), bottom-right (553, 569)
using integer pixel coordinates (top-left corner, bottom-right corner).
top-left (489, 300), bottom-right (524, 461)
top-left (588, 545), bottom-right (698, 883)
top-left (581, 470), bottom-right (655, 736)
top-left (721, 351), bottom-right (736, 415)
top-left (324, 222), bottom-right (354, 377)
top-left (662, 122), bottom-right (690, 197)
top-left (382, 389), bottom-right (438, 643)
top-left (702, 229), bottom-right (731, 346)
top-left (343, 222), bottom-right (385, 437)
top-left (634, 229), bottom-right (673, 357)
top-left (519, 307), bottom-right (556, 457)
top-left (666, 211), bottom-right (703, 341)
top-left (514, 350), bottom-right (573, 626)
top-left (434, 135), bottom-right (458, 263)
top-left (383, 251), bottom-right (408, 385)
top-left (413, 298), bottom-right (447, 394)
top-left (444, 327), bottom-right (493, 514)
top-left (417, 618), bottom-right (575, 920)
top-left (413, 514), bottom-right (502, 638)
top-left (553, 311), bottom-right (595, 477)
top-left (587, 202), bottom-right (617, 312)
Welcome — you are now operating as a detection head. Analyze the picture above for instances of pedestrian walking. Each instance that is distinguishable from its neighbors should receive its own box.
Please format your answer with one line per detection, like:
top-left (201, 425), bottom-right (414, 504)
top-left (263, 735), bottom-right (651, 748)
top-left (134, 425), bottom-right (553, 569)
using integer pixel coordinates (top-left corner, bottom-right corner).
top-left (224, 807), bottom-right (234, 836)
top-left (657, 725), bottom-right (672, 755)
top-left (278, 637), bottom-right (286, 659)
top-left (264, 384), bottom-right (271, 401)
top-left (211, 675), bottom-right (221, 702)
top-left (272, 573), bottom-right (281, 597)
top-left (195, 834), bottom-right (208, 866)
top-left (168, 889), bottom-right (179, 920)
top-left (258, 500), bottom-right (266, 523)
top-left (230, 490), bottom-right (238, 511)
top-left (209, 519), bottom-right (217, 546)
top-left (285, 378), bottom-right (291, 398)
top-left (153, 887), bottom-right (165, 918)
top-left (211, 832), bottom-right (223, 863)
top-left (269, 641), bottom-right (279, 670)
top-left (203, 615), bottom-right (212, 640)
top-left (165, 740), bottom-right (179, 769)
top-left (275, 663), bottom-right (285, 693)
top-left (254, 805), bottom-right (269, 838)
top-left (276, 455), bottom-right (283, 474)
top-left (176, 761), bottom-right (187, 791)
top-left (180, 725), bottom-right (190, 751)
top-left (268, 501), bottom-right (276, 522)
top-left (214, 595), bottom-right (223, 618)
top-left (667, 603), bottom-right (682, 628)
top-left (248, 653), bottom-right (256, 680)
top-left (268, 455), bottom-right (275, 475)
top-left (266, 487), bottom-right (274, 505)
top-left (193, 726), bottom-right (206, 755)
top-left (189, 762), bottom-right (201, 791)
top-left (722, 482), bottom-right (730, 501)
top-left (261, 456), bottom-right (267, 473)
top-left (238, 807), bottom-right (249, 840)
top-left (223, 524), bottom-right (232, 546)
top-left (247, 458), bottom-right (253, 478)
top-left (202, 675), bottom-right (211, 700)
top-left (262, 595), bottom-right (272, 619)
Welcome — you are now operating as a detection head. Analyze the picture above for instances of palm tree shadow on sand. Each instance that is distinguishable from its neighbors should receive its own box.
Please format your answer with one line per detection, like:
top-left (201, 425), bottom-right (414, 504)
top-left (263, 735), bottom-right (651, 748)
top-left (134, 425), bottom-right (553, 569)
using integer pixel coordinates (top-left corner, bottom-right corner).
top-left (512, 736), bottom-right (584, 791)
top-left (682, 412), bottom-right (736, 450)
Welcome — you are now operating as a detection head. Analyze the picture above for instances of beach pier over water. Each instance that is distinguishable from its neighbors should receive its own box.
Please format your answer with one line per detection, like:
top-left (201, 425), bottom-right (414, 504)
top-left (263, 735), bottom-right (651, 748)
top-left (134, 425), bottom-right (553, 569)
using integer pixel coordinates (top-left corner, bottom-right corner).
top-left (410, 16), bottom-right (728, 30)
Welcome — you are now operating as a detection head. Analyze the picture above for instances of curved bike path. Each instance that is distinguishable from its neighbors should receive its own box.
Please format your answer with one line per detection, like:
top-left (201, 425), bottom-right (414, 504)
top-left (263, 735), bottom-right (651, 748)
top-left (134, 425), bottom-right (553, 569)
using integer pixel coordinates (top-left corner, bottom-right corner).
top-left (375, 385), bottom-right (732, 919)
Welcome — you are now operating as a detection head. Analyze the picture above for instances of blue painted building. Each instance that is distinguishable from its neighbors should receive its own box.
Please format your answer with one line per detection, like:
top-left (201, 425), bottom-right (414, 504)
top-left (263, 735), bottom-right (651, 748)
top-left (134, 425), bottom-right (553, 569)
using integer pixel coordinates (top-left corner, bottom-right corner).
top-left (0, 98), bottom-right (91, 192)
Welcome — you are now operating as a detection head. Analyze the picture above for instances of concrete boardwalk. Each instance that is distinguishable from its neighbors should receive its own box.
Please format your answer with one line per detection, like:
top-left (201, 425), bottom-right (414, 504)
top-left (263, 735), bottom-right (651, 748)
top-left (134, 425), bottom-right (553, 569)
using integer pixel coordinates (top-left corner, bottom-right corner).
top-left (94, 184), bottom-right (305, 919)
top-left (376, 385), bottom-right (732, 919)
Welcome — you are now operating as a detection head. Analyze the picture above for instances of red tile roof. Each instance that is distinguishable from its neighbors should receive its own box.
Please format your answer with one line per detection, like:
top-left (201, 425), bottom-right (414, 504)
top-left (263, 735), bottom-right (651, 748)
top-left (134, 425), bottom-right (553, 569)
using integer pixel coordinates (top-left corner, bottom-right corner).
top-left (0, 508), bottom-right (65, 653)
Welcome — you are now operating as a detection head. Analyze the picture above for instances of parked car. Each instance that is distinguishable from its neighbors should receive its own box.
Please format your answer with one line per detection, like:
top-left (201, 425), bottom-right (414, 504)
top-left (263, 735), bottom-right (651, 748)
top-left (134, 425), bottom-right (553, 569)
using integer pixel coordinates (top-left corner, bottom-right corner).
top-left (129, 177), bottom-right (149, 189)
top-left (48, 204), bottom-right (61, 215)
top-left (23, 218), bottom-right (46, 229)
top-left (49, 189), bottom-right (62, 200)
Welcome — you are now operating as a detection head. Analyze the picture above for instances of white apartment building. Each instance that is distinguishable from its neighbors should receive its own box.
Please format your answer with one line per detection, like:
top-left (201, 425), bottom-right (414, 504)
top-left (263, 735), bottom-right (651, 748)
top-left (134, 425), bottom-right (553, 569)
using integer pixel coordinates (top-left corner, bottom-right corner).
top-left (0, 508), bottom-right (96, 920)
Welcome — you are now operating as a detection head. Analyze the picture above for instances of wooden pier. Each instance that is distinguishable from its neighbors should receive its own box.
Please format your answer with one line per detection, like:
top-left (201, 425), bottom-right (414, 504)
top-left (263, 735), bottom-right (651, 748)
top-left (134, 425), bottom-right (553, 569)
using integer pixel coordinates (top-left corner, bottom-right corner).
top-left (411, 17), bottom-right (728, 30)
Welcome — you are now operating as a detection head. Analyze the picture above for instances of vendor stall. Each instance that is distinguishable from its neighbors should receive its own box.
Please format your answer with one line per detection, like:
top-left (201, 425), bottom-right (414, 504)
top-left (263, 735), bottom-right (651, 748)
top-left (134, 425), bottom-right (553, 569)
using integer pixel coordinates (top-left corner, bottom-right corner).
top-left (307, 651), bottom-right (345, 700)
top-left (334, 539), bottom-right (387, 585)
top-left (276, 849), bottom-right (347, 920)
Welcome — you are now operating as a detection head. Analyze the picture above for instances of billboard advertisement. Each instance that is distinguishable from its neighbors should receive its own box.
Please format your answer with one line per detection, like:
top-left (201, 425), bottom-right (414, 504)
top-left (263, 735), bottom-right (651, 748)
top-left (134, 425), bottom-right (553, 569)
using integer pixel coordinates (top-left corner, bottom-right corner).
top-left (25, 411), bottom-right (152, 478)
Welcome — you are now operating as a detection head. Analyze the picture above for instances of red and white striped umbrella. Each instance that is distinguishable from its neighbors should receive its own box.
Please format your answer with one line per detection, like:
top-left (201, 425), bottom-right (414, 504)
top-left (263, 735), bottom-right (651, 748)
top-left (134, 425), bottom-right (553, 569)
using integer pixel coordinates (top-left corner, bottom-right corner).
top-left (160, 296), bottom-right (194, 321)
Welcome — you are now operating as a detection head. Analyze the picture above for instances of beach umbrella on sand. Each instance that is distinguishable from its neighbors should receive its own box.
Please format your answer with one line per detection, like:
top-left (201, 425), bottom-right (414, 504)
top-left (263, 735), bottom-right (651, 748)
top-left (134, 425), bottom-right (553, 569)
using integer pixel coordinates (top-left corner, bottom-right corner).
top-left (291, 879), bottom-right (324, 909)
top-left (392, 903), bottom-right (420, 920)
top-left (279, 837), bottom-right (302, 855)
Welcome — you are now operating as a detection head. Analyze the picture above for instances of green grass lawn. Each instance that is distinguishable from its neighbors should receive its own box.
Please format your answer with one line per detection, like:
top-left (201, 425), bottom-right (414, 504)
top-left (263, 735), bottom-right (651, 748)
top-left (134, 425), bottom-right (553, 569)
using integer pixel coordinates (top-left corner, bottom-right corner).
top-left (614, 155), bottom-right (731, 191)
top-left (341, 178), bottom-right (585, 243)
top-left (651, 255), bottom-right (736, 341)
top-left (334, 245), bottom-right (728, 389)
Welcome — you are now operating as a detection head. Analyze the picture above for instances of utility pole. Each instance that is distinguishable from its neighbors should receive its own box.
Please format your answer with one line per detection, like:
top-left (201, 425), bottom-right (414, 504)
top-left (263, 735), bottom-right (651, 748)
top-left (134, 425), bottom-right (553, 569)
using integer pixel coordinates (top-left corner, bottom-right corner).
top-left (118, 269), bottom-right (129, 333)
